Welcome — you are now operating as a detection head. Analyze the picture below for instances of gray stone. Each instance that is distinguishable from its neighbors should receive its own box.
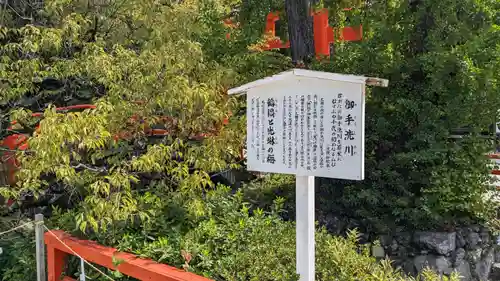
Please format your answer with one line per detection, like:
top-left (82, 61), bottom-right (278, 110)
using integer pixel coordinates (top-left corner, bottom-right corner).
top-left (479, 229), bottom-right (491, 246)
top-left (413, 255), bottom-right (429, 272)
top-left (495, 246), bottom-right (500, 263)
top-left (390, 239), bottom-right (399, 253)
top-left (466, 232), bottom-right (482, 250)
top-left (393, 247), bottom-right (408, 260)
top-left (474, 247), bottom-right (494, 281)
top-left (413, 255), bottom-right (453, 275)
top-left (396, 232), bottom-right (411, 246)
top-left (378, 235), bottom-right (393, 247)
top-left (491, 263), bottom-right (500, 281)
top-left (433, 256), bottom-right (454, 275)
top-left (372, 245), bottom-right (385, 258)
top-left (457, 229), bottom-right (467, 249)
top-left (468, 248), bottom-right (483, 264)
top-left (453, 261), bottom-right (472, 281)
top-left (403, 260), bottom-right (417, 276)
top-left (414, 232), bottom-right (457, 255)
top-left (454, 248), bottom-right (466, 267)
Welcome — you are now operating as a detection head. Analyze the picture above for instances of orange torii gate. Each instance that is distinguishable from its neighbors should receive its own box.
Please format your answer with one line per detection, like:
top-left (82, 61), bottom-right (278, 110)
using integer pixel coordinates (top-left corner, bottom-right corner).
top-left (225, 8), bottom-right (363, 57)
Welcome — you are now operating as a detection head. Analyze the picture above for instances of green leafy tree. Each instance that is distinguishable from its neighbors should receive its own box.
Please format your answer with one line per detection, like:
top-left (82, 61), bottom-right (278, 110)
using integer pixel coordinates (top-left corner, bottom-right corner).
top-left (312, 0), bottom-right (500, 230)
top-left (0, 0), bottom-right (290, 231)
top-left (235, 0), bottom-right (500, 230)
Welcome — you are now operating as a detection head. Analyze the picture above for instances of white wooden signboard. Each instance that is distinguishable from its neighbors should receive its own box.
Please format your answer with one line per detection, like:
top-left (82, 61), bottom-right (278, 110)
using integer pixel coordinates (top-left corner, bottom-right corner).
top-left (229, 69), bottom-right (388, 281)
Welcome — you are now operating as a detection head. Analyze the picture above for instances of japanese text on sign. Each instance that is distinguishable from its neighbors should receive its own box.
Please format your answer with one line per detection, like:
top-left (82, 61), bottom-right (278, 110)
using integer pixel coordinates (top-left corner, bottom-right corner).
top-left (246, 78), bottom-right (364, 180)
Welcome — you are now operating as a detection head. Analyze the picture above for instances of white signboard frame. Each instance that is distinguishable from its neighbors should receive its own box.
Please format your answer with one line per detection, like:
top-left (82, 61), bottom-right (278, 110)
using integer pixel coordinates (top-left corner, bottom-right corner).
top-left (229, 69), bottom-right (388, 281)
top-left (244, 76), bottom-right (365, 180)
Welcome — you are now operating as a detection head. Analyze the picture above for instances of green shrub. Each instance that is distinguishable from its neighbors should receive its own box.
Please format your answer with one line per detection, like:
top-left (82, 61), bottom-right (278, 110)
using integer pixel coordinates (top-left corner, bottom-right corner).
top-left (40, 187), bottom-right (460, 281)
top-left (308, 0), bottom-right (500, 231)
top-left (0, 221), bottom-right (37, 281)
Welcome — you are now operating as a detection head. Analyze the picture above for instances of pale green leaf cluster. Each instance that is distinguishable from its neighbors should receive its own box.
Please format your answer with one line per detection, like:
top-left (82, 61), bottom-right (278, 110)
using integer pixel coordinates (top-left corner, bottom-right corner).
top-left (0, 0), bottom-right (290, 231)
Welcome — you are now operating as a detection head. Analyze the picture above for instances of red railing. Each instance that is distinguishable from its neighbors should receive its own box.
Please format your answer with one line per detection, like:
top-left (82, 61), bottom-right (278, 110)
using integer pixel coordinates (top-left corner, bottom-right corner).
top-left (45, 230), bottom-right (212, 281)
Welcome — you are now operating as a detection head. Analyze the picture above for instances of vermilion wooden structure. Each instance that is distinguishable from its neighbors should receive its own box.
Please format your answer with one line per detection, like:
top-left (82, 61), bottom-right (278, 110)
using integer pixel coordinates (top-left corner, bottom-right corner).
top-left (45, 230), bottom-right (213, 281)
top-left (224, 9), bottom-right (363, 56)
top-left (257, 9), bottom-right (363, 56)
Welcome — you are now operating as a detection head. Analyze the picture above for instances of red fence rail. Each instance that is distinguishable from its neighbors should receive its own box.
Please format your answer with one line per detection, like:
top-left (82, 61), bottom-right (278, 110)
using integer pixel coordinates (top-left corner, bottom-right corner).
top-left (45, 230), bottom-right (212, 281)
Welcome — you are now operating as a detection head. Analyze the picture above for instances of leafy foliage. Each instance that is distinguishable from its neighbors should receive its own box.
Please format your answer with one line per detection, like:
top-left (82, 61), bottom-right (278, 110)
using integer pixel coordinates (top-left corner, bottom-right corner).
top-left (309, 0), bottom-right (500, 230)
top-left (0, 0), bottom-right (289, 231)
top-left (0, 0), bottom-right (498, 280)
top-left (43, 187), bottom-right (459, 281)
top-left (0, 219), bottom-right (36, 280)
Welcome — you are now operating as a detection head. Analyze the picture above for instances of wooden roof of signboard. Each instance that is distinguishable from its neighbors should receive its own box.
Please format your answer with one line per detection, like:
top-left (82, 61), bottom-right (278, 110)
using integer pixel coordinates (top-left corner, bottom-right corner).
top-left (227, 69), bottom-right (389, 95)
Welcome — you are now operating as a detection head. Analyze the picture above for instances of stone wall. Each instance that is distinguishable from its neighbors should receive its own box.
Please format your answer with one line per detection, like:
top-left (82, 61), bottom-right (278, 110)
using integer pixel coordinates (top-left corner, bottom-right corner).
top-left (372, 227), bottom-right (499, 281)
top-left (317, 215), bottom-right (499, 280)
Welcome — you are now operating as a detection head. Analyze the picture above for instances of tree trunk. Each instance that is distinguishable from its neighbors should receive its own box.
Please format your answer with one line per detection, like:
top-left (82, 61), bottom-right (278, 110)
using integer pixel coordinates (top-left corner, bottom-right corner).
top-left (285, 0), bottom-right (315, 67)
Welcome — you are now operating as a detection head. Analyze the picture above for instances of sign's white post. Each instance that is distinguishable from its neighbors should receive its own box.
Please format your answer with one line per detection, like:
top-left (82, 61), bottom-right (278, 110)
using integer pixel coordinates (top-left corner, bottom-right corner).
top-left (296, 175), bottom-right (315, 281)
top-left (228, 69), bottom-right (388, 281)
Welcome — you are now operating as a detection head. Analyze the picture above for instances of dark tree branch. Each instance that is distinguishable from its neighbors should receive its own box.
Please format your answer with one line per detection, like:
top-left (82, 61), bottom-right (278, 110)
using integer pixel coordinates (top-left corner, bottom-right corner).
top-left (70, 163), bottom-right (108, 173)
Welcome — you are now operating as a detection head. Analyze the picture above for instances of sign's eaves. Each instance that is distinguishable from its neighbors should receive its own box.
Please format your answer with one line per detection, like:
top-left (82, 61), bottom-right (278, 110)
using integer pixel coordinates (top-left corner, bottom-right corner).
top-left (227, 69), bottom-right (388, 95)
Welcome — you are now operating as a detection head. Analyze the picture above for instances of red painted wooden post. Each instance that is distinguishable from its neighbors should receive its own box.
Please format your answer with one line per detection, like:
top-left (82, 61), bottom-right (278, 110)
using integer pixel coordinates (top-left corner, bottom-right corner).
top-left (47, 245), bottom-right (68, 281)
top-left (265, 12), bottom-right (280, 36)
top-left (337, 25), bottom-right (363, 41)
top-left (313, 9), bottom-right (330, 57)
top-left (264, 12), bottom-right (290, 49)
top-left (261, 9), bottom-right (362, 55)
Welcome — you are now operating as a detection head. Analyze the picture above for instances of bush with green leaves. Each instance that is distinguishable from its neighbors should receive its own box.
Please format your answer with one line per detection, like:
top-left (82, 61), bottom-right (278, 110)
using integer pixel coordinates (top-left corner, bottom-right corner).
top-left (0, 0), bottom-right (291, 231)
top-left (0, 222), bottom-right (37, 281)
top-left (242, 0), bottom-right (500, 231)
top-left (37, 186), bottom-right (460, 281)
top-left (308, 0), bottom-right (500, 230)
top-left (0, 0), bottom-right (498, 279)
top-left (1, 0), bottom-right (498, 241)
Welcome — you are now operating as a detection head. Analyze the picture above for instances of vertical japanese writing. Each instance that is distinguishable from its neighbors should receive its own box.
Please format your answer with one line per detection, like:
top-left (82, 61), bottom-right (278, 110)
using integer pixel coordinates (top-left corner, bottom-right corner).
top-left (328, 99), bottom-right (337, 168)
top-left (319, 98), bottom-right (325, 169)
top-left (336, 93), bottom-right (343, 162)
top-left (282, 96), bottom-right (287, 165)
top-left (250, 97), bottom-right (256, 152)
top-left (288, 96), bottom-right (293, 169)
top-left (306, 94), bottom-right (312, 171)
top-left (255, 97), bottom-right (260, 161)
top-left (266, 98), bottom-right (277, 164)
top-left (294, 95), bottom-right (300, 169)
top-left (343, 98), bottom-right (358, 157)
top-left (312, 95), bottom-right (318, 170)
top-left (300, 95), bottom-right (306, 168)
top-left (261, 99), bottom-right (266, 163)
top-left (245, 82), bottom-right (363, 179)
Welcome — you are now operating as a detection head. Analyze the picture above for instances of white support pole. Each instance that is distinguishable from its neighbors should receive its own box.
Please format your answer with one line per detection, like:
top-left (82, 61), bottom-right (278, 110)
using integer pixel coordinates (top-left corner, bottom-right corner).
top-left (296, 176), bottom-right (315, 281)
top-left (80, 258), bottom-right (86, 281)
top-left (35, 214), bottom-right (46, 281)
